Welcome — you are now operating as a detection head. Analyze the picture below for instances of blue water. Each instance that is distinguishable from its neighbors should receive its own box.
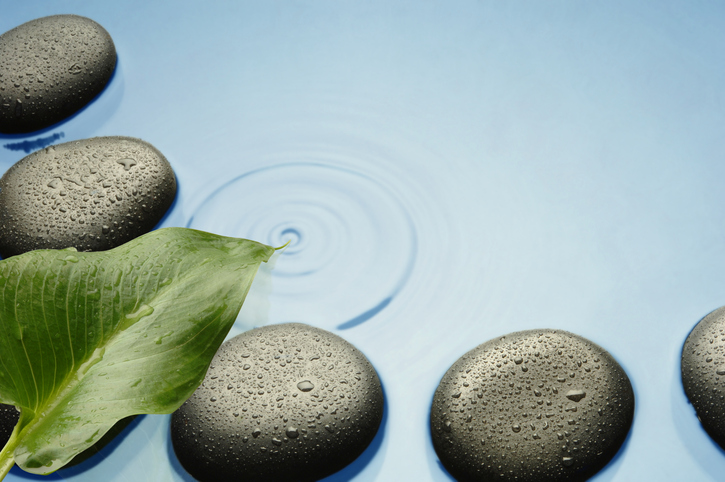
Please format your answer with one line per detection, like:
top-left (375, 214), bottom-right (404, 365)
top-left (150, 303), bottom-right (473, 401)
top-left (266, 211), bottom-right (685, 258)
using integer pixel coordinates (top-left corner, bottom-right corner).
top-left (2, 1), bottom-right (725, 480)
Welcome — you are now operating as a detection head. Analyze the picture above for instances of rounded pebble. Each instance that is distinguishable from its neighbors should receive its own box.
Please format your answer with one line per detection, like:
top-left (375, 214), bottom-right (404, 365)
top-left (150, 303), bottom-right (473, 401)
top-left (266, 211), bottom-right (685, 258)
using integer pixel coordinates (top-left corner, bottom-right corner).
top-left (0, 136), bottom-right (176, 258)
top-left (171, 323), bottom-right (384, 482)
top-left (430, 329), bottom-right (634, 482)
top-left (681, 306), bottom-right (725, 449)
top-left (0, 15), bottom-right (116, 133)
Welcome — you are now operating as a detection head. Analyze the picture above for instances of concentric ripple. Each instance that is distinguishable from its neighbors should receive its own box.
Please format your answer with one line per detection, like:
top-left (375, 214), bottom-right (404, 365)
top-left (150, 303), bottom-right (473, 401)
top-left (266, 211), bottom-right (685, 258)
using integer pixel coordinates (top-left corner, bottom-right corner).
top-left (188, 162), bottom-right (416, 329)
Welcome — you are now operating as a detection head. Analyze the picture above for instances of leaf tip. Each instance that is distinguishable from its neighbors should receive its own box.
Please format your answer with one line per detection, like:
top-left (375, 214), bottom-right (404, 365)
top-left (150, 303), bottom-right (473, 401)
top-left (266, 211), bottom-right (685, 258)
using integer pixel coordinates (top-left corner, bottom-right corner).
top-left (275, 240), bottom-right (291, 251)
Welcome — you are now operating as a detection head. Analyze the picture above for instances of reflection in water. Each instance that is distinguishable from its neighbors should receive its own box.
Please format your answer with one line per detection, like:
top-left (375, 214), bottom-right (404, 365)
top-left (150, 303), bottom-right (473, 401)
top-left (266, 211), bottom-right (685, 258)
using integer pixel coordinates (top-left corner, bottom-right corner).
top-left (3, 132), bottom-right (65, 153)
top-left (338, 296), bottom-right (393, 330)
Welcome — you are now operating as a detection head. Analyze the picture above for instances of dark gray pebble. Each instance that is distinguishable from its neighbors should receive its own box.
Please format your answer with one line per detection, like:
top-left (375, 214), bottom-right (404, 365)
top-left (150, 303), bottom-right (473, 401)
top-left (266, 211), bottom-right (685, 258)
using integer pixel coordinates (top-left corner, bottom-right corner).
top-left (0, 136), bottom-right (176, 258)
top-left (171, 323), bottom-right (384, 482)
top-left (0, 15), bottom-right (116, 134)
top-left (682, 306), bottom-right (725, 449)
top-left (0, 404), bottom-right (19, 448)
top-left (430, 330), bottom-right (634, 482)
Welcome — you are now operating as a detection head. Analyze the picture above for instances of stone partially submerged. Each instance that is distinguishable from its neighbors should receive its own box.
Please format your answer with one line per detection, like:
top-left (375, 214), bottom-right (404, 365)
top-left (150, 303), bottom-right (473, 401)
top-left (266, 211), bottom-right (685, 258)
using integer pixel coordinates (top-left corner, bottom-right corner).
top-left (0, 15), bottom-right (116, 133)
top-left (0, 136), bottom-right (176, 258)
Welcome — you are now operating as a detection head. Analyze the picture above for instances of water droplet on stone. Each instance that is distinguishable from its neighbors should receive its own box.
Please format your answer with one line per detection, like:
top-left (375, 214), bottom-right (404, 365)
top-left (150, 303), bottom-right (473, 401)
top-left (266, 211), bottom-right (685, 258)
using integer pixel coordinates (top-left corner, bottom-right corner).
top-left (117, 158), bottom-right (137, 171)
top-left (297, 380), bottom-right (314, 392)
top-left (565, 389), bottom-right (586, 402)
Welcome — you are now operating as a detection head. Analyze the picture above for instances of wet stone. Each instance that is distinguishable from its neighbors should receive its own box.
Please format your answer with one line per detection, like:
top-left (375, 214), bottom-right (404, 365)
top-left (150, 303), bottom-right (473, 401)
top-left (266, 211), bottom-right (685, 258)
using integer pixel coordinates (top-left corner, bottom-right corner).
top-left (681, 306), bottom-right (725, 450)
top-left (0, 136), bottom-right (176, 258)
top-left (171, 323), bottom-right (384, 482)
top-left (0, 15), bottom-right (116, 133)
top-left (430, 329), bottom-right (634, 482)
top-left (0, 404), bottom-right (19, 449)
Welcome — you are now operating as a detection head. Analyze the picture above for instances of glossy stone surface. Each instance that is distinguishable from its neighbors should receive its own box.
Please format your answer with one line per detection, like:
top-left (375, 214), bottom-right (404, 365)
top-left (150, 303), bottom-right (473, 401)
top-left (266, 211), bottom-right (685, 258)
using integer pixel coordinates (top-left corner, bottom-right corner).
top-left (682, 306), bottom-right (725, 450)
top-left (0, 136), bottom-right (176, 258)
top-left (171, 323), bottom-right (384, 482)
top-left (430, 330), bottom-right (634, 482)
top-left (0, 15), bottom-right (116, 133)
top-left (0, 404), bottom-right (19, 449)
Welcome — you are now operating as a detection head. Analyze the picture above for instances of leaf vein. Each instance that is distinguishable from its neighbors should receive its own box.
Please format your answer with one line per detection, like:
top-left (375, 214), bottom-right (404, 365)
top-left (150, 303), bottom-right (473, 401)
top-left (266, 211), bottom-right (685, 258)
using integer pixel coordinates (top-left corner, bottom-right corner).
top-left (14, 256), bottom-right (39, 410)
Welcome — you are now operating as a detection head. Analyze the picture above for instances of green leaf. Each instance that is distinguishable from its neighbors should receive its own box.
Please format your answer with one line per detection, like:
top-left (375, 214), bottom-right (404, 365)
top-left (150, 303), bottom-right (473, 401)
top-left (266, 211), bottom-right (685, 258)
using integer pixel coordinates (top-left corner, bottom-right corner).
top-left (0, 227), bottom-right (275, 476)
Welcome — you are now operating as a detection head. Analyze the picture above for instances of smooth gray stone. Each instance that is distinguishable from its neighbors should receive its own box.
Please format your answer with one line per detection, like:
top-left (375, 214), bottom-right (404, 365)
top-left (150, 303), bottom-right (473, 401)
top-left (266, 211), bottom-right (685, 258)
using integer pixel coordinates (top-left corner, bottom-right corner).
top-left (0, 136), bottom-right (176, 258)
top-left (0, 15), bottom-right (116, 133)
top-left (171, 323), bottom-right (384, 482)
top-left (431, 330), bottom-right (634, 482)
top-left (682, 306), bottom-right (725, 450)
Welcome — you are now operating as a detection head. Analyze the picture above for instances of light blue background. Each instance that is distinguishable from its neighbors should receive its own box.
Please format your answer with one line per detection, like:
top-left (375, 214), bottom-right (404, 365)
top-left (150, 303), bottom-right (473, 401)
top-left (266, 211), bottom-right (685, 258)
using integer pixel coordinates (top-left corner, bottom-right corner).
top-left (2, 1), bottom-right (725, 480)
